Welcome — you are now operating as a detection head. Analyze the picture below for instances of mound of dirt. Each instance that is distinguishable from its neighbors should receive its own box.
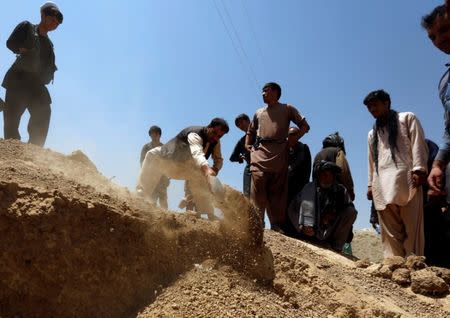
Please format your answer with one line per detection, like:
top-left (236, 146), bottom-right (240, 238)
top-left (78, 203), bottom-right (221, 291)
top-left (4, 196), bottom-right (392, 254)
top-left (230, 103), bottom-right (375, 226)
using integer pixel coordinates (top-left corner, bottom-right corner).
top-left (352, 228), bottom-right (383, 263)
top-left (0, 140), bottom-right (449, 318)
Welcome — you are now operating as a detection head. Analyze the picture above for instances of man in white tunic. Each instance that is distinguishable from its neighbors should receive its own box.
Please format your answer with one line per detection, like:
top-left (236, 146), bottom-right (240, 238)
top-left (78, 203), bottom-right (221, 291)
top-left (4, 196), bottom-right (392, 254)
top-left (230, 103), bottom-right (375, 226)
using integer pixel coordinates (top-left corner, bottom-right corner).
top-left (137, 118), bottom-right (228, 220)
top-left (364, 90), bottom-right (428, 258)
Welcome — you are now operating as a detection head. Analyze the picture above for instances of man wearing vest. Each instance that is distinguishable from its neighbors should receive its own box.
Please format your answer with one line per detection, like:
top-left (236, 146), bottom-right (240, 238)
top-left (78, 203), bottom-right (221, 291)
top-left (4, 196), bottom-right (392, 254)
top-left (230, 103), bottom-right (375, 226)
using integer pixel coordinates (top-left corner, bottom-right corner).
top-left (2, 2), bottom-right (63, 147)
top-left (137, 118), bottom-right (228, 220)
top-left (246, 82), bottom-right (310, 232)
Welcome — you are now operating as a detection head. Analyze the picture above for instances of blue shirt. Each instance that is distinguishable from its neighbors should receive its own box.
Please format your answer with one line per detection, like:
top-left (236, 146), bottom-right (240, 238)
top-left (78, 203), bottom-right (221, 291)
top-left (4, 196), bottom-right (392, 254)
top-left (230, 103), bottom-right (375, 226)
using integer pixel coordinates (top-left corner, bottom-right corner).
top-left (436, 65), bottom-right (450, 163)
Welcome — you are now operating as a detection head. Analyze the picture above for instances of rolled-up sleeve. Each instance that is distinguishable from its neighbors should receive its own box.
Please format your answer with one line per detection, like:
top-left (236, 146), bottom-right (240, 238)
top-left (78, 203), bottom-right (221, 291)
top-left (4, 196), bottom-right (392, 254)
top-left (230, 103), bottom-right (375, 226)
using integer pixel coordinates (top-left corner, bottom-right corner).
top-left (188, 133), bottom-right (208, 167)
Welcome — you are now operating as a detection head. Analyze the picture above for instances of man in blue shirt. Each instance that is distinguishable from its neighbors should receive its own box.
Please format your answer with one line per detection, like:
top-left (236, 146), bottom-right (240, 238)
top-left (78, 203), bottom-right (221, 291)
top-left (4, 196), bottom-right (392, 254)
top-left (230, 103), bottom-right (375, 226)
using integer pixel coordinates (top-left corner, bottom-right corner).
top-left (422, 2), bottom-right (450, 195)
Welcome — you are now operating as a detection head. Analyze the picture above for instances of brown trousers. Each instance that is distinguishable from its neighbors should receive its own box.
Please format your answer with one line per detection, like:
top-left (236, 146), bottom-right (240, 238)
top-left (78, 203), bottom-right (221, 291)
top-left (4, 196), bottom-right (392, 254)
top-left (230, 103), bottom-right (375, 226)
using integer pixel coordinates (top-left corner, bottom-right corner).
top-left (251, 168), bottom-right (288, 228)
top-left (377, 188), bottom-right (424, 258)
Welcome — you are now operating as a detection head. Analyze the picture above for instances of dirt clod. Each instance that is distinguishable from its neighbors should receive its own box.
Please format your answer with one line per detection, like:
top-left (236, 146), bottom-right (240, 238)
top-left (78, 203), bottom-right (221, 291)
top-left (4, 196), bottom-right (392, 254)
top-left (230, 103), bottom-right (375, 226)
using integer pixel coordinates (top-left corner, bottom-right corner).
top-left (410, 269), bottom-right (449, 296)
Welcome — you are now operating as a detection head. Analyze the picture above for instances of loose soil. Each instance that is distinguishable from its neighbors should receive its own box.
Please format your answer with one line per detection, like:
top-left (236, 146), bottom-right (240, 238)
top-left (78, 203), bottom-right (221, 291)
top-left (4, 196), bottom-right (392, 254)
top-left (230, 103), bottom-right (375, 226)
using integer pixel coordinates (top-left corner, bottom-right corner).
top-left (0, 140), bottom-right (448, 318)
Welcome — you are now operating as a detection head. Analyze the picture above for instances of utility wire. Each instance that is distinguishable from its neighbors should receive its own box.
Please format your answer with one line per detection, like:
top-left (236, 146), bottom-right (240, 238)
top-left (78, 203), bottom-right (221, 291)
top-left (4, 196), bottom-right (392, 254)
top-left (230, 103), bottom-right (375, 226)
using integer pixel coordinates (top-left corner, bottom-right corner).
top-left (212, 0), bottom-right (257, 91)
top-left (240, 0), bottom-right (267, 79)
top-left (218, 0), bottom-right (260, 88)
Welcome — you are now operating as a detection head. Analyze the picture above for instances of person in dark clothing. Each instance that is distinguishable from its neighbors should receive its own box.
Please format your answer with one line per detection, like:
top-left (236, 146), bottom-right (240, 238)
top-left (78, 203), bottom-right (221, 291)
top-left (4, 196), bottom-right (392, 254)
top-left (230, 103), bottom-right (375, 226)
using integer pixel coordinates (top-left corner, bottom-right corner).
top-left (287, 127), bottom-right (311, 205)
top-left (229, 114), bottom-right (251, 197)
top-left (423, 139), bottom-right (450, 268)
top-left (288, 161), bottom-right (357, 252)
top-left (314, 132), bottom-right (355, 201)
top-left (140, 125), bottom-right (169, 210)
top-left (2, 2), bottom-right (63, 147)
top-left (283, 127), bottom-right (311, 237)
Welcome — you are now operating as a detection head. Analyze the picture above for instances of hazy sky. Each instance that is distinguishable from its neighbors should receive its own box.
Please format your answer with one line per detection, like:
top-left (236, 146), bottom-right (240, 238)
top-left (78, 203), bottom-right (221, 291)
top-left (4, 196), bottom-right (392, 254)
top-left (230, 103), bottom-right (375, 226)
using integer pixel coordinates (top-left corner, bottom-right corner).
top-left (0, 1), bottom-right (447, 229)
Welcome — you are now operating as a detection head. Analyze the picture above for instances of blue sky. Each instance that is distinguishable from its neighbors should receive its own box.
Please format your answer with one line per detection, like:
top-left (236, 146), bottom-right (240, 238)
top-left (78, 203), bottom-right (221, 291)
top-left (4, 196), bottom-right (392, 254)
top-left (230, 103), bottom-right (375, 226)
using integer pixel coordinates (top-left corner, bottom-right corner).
top-left (0, 1), bottom-right (447, 229)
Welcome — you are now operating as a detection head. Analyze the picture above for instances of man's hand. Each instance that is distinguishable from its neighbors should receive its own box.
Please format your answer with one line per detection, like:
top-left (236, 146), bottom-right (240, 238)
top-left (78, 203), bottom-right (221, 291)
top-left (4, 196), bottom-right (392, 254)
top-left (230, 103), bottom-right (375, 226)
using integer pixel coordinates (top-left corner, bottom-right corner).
top-left (201, 165), bottom-right (216, 177)
top-left (411, 170), bottom-right (427, 188)
top-left (428, 161), bottom-right (446, 196)
top-left (367, 186), bottom-right (373, 200)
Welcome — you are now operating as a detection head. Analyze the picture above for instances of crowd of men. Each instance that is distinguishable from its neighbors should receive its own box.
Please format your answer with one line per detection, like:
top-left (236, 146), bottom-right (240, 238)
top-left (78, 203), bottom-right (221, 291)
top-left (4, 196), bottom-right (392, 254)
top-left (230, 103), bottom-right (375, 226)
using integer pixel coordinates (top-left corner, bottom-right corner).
top-left (1, 2), bottom-right (450, 267)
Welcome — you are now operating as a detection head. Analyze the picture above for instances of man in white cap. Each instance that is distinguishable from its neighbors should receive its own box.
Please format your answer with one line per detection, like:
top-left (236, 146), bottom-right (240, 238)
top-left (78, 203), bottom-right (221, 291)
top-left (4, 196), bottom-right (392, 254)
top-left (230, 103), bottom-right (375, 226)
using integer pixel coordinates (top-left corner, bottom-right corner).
top-left (2, 2), bottom-right (63, 146)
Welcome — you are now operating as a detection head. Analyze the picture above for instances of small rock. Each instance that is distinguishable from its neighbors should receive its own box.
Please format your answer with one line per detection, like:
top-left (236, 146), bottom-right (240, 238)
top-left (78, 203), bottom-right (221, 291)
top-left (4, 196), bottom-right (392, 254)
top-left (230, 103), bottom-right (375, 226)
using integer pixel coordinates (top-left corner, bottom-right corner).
top-left (405, 255), bottom-right (427, 271)
top-left (383, 256), bottom-right (405, 271)
top-left (366, 263), bottom-right (382, 275)
top-left (429, 267), bottom-right (450, 285)
top-left (410, 269), bottom-right (449, 296)
top-left (171, 303), bottom-right (180, 310)
top-left (355, 259), bottom-right (371, 269)
top-left (392, 268), bottom-right (411, 286)
top-left (378, 265), bottom-right (393, 279)
top-left (273, 279), bottom-right (286, 296)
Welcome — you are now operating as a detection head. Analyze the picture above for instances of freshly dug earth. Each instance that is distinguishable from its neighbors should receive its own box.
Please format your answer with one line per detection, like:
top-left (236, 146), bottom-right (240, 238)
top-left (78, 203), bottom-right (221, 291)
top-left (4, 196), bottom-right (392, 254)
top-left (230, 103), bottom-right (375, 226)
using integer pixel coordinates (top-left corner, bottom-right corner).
top-left (352, 228), bottom-right (383, 263)
top-left (0, 140), bottom-right (449, 318)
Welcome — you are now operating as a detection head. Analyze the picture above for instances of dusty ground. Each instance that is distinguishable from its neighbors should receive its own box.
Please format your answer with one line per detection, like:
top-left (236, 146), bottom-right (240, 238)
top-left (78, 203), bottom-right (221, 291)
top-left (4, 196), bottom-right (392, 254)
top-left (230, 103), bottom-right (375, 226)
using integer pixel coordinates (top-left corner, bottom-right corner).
top-left (352, 228), bottom-right (384, 263)
top-left (0, 140), bottom-right (449, 318)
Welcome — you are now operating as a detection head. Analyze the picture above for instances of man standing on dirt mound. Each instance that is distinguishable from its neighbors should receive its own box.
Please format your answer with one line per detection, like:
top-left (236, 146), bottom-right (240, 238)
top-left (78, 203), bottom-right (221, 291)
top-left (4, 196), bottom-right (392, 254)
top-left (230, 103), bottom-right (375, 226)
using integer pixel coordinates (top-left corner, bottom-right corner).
top-left (2, 2), bottom-right (63, 147)
top-left (246, 82), bottom-right (310, 232)
top-left (137, 118), bottom-right (228, 220)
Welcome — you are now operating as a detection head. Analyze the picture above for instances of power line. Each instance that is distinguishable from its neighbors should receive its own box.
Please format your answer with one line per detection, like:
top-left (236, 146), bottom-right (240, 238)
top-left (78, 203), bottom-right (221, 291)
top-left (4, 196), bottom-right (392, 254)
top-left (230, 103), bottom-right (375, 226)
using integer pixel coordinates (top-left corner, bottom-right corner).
top-left (212, 0), bottom-right (260, 91)
top-left (240, 0), bottom-right (267, 78)
top-left (219, 0), bottom-right (260, 87)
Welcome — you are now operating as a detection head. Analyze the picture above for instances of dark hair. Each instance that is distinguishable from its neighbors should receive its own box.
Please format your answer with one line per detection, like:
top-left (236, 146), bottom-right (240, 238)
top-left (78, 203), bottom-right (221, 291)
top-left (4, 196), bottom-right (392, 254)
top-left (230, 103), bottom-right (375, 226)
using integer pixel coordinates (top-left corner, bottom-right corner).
top-left (234, 113), bottom-right (250, 127)
top-left (313, 160), bottom-right (341, 178)
top-left (42, 7), bottom-right (63, 24)
top-left (208, 117), bottom-right (229, 133)
top-left (322, 132), bottom-right (346, 154)
top-left (371, 110), bottom-right (399, 174)
top-left (263, 82), bottom-right (282, 99)
top-left (148, 125), bottom-right (162, 136)
top-left (421, 5), bottom-right (446, 29)
top-left (363, 89), bottom-right (391, 107)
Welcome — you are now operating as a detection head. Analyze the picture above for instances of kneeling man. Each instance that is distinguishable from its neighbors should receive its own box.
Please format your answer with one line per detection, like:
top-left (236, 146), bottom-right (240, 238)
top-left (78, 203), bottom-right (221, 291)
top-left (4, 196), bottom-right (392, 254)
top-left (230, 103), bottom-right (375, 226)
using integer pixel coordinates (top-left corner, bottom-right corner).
top-left (288, 161), bottom-right (357, 252)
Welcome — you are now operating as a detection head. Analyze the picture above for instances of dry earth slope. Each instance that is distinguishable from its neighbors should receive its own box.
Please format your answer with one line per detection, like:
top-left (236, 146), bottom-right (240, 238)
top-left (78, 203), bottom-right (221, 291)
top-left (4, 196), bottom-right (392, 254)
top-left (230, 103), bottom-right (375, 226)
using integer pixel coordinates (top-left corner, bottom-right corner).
top-left (0, 140), bottom-right (448, 318)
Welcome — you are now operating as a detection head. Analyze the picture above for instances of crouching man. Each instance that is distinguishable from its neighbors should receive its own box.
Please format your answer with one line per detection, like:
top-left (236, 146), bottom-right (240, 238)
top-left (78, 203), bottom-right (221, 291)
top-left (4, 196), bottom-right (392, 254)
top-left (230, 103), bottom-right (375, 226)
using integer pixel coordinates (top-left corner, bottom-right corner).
top-left (288, 161), bottom-right (357, 252)
top-left (137, 118), bottom-right (228, 220)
